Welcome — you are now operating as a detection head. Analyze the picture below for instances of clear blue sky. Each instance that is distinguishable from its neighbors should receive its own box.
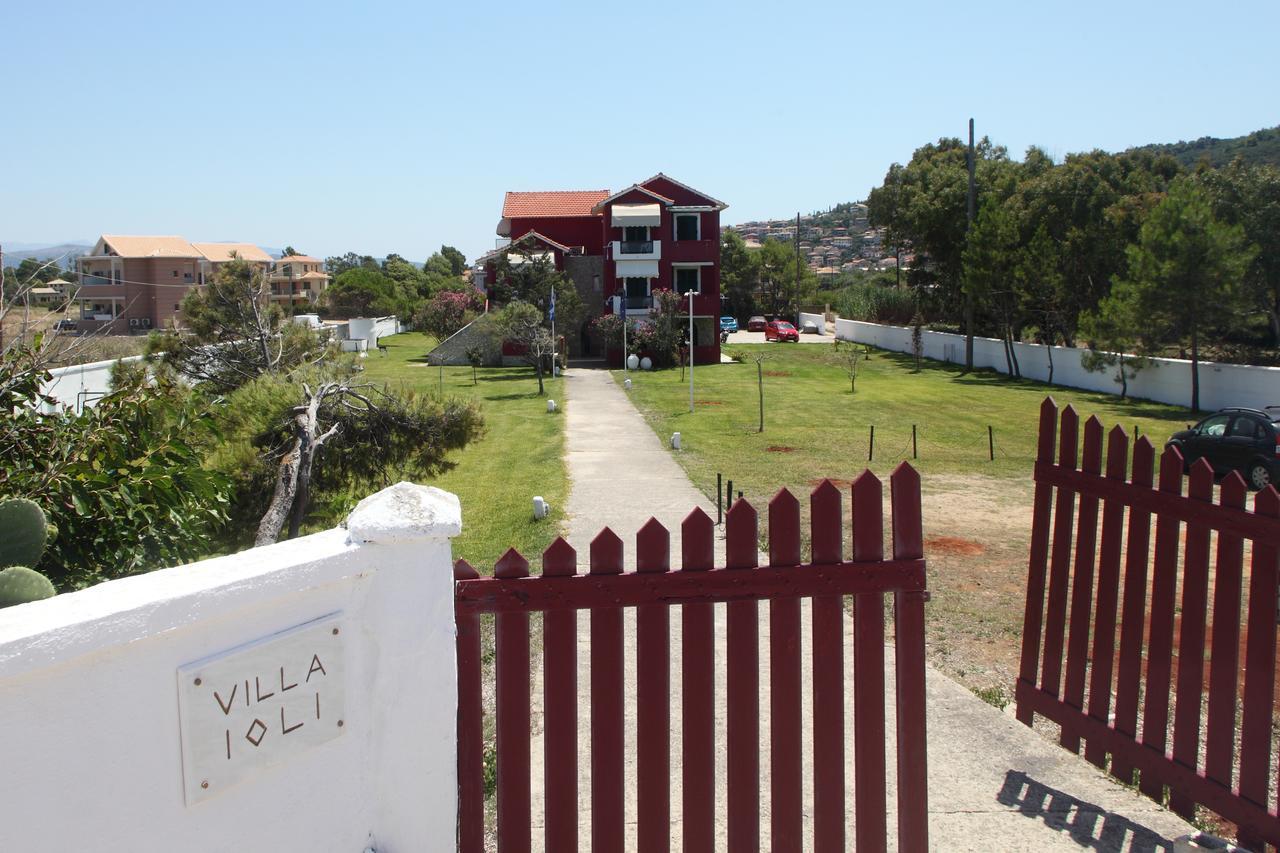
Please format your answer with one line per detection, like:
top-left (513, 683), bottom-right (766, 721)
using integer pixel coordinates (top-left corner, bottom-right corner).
top-left (3, 0), bottom-right (1277, 263)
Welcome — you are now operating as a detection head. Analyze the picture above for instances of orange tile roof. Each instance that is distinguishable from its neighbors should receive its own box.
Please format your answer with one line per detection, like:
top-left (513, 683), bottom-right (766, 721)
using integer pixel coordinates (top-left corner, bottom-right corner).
top-left (191, 242), bottom-right (274, 263)
top-left (100, 235), bottom-right (201, 258)
top-left (502, 190), bottom-right (610, 219)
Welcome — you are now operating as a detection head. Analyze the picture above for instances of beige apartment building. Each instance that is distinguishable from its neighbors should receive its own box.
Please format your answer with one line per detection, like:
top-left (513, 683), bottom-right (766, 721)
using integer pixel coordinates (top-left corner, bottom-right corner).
top-left (76, 235), bottom-right (275, 332)
top-left (267, 254), bottom-right (331, 306)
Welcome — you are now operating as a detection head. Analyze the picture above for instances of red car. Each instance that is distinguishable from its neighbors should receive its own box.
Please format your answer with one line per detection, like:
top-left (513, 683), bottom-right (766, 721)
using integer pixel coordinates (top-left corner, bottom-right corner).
top-left (765, 320), bottom-right (799, 342)
top-left (746, 315), bottom-right (767, 332)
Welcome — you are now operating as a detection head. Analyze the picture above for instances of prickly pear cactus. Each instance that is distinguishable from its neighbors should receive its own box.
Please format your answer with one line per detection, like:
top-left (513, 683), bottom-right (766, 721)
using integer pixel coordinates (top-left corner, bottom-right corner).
top-left (0, 498), bottom-right (48, 569)
top-left (0, 566), bottom-right (56, 607)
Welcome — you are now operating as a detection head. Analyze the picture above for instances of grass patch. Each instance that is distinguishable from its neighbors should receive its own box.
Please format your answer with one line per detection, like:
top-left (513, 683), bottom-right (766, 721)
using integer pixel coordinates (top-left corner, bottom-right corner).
top-left (618, 343), bottom-right (1197, 696)
top-left (355, 332), bottom-right (568, 573)
top-left (618, 343), bottom-right (1193, 499)
top-left (972, 685), bottom-right (1011, 711)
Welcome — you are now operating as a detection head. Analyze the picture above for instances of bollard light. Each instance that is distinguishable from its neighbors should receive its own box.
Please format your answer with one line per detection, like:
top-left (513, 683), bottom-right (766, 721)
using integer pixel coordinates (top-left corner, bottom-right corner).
top-left (547, 399), bottom-right (557, 413)
top-left (624, 378), bottom-right (632, 390)
top-left (532, 496), bottom-right (550, 519)
top-left (671, 432), bottom-right (682, 450)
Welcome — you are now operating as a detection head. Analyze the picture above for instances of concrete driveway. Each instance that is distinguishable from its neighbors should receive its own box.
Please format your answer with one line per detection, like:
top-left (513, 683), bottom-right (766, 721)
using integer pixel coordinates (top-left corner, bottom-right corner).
top-left (525, 366), bottom-right (1196, 851)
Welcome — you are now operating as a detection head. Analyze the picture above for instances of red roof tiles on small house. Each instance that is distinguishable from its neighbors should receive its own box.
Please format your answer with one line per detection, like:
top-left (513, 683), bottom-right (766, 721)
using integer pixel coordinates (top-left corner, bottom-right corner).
top-left (476, 231), bottom-right (574, 265)
top-left (501, 190), bottom-right (611, 219)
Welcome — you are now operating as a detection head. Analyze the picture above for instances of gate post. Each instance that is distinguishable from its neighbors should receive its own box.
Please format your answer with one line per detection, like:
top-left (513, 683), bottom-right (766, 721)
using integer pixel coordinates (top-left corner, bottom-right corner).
top-left (345, 482), bottom-right (463, 852)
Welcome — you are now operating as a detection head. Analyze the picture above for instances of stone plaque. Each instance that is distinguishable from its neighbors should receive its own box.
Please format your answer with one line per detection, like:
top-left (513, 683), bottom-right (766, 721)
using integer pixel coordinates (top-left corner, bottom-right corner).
top-left (178, 613), bottom-right (346, 804)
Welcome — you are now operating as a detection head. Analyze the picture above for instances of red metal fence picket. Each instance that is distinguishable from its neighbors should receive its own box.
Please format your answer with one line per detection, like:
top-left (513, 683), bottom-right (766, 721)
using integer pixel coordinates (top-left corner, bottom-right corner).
top-left (1017, 397), bottom-right (1280, 849)
top-left (455, 464), bottom-right (930, 852)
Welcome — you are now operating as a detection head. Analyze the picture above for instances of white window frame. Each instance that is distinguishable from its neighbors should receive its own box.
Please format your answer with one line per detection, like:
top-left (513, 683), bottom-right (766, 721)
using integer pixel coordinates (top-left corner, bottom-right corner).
top-left (674, 213), bottom-right (700, 242)
top-left (622, 276), bottom-right (652, 298)
top-left (673, 265), bottom-right (702, 295)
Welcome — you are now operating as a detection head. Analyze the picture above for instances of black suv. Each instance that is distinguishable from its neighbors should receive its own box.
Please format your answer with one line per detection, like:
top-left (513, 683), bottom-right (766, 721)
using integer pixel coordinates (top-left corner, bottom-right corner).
top-left (1166, 407), bottom-right (1280, 490)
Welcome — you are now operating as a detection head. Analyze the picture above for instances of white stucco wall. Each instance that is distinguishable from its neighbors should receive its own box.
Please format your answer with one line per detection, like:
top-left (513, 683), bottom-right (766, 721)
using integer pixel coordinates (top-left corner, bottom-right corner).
top-left (797, 311), bottom-right (826, 334)
top-left (39, 317), bottom-right (401, 413)
top-left (0, 482), bottom-right (461, 853)
top-left (834, 318), bottom-right (1280, 411)
top-left (348, 316), bottom-right (400, 344)
top-left (40, 354), bottom-right (143, 413)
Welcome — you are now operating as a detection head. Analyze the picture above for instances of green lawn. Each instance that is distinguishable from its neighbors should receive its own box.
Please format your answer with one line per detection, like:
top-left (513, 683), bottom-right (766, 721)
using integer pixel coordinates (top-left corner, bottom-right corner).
top-left (618, 343), bottom-right (1193, 502)
top-left (356, 332), bottom-right (567, 573)
top-left (617, 342), bottom-right (1199, 704)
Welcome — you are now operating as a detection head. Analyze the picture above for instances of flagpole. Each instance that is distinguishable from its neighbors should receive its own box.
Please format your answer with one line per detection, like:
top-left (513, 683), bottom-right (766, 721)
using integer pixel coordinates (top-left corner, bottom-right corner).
top-left (550, 285), bottom-right (556, 376)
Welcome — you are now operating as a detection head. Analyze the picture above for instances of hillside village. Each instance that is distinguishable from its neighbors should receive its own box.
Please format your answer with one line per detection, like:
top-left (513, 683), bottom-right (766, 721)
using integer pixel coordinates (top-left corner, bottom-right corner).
top-left (725, 201), bottom-right (910, 277)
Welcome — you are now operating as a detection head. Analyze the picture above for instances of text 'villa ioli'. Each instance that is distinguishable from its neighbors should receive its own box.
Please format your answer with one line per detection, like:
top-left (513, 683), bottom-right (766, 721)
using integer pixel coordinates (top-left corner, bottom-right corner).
top-left (178, 615), bottom-right (346, 804)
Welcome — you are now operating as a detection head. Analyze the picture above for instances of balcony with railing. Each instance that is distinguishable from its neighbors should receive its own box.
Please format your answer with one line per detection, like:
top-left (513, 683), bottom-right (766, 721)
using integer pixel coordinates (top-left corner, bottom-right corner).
top-left (624, 295), bottom-right (654, 312)
top-left (611, 239), bottom-right (661, 261)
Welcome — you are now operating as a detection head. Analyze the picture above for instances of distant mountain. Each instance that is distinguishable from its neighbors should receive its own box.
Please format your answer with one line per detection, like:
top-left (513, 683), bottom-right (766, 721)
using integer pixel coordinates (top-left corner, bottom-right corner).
top-left (1127, 125), bottom-right (1280, 169)
top-left (1, 243), bottom-right (92, 268)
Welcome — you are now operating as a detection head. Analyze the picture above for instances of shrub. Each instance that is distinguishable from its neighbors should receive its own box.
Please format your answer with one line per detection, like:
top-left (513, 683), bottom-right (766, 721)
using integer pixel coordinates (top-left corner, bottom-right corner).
top-left (415, 289), bottom-right (483, 341)
top-left (0, 347), bottom-right (232, 590)
top-left (835, 283), bottom-right (917, 326)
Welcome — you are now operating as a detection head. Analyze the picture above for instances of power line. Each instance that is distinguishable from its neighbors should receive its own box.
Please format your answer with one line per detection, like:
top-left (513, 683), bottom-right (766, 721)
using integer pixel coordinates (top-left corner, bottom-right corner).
top-left (67, 267), bottom-right (310, 291)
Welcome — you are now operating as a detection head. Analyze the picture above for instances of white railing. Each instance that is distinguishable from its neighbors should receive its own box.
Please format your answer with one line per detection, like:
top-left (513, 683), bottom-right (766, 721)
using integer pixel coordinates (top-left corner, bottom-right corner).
top-left (611, 239), bottom-right (661, 261)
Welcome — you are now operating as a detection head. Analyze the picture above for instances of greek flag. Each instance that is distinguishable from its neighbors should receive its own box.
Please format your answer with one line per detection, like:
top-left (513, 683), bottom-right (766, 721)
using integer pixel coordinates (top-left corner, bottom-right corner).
top-left (549, 286), bottom-right (556, 322)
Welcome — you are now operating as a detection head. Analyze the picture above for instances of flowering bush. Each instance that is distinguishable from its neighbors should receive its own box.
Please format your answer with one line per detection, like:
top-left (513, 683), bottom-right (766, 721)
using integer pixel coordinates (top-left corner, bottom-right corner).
top-left (592, 288), bottom-right (687, 367)
top-left (415, 289), bottom-right (483, 340)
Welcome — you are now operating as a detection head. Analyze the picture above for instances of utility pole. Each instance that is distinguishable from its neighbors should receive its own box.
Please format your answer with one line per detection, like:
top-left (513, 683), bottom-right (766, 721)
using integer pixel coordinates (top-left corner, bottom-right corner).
top-left (794, 212), bottom-right (801, 320)
top-left (964, 118), bottom-right (976, 372)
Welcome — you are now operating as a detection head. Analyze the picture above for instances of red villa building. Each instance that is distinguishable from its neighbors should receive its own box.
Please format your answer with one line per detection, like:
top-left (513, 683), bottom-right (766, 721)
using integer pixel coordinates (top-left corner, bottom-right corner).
top-left (477, 174), bottom-right (726, 365)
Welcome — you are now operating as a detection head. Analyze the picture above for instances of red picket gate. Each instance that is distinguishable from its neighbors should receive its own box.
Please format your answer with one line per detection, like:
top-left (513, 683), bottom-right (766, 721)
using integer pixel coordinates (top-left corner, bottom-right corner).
top-left (454, 466), bottom-right (930, 853)
top-left (1017, 397), bottom-right (1280, 849)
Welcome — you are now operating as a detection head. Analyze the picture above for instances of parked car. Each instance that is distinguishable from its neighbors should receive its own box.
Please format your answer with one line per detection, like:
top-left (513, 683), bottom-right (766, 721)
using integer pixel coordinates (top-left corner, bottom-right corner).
top-left (746, 315), bottom-right (767, 332)
top-left (764, 320), bottom-right (800, 342)
top-left (53, 319), bottom-right (77, 331)
top-left (719, 316), bottom-right (738, 333)
top-left (1166, 407), bottom-right (1280, 489)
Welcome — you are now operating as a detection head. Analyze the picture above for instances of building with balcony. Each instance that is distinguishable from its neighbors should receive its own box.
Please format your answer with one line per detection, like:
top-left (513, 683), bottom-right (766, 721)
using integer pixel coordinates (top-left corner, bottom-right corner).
top-left (75, 236), bottom-right (271, 333)
top-left (479, 174), bottom-right (726, 364)
top-left (267, 254), bottom-right (331, 306)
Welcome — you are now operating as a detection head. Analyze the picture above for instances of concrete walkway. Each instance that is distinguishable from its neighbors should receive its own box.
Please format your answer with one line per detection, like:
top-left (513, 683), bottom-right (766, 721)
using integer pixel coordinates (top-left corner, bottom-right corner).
top-left (527, 366), bottom-right (1195, 851)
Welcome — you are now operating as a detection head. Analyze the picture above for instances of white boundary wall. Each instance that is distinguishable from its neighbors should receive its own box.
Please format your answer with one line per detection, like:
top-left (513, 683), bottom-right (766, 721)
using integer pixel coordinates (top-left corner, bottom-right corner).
top-left (349, 316), bottom-right (401, 344)
top-left (835, 318), bottom-right (1280, 411)
top-left (0, 482), bottom-right (461, 853)
top-left (798, 311), bottom-right (827, 334)
top-left (41, 354), bottom-right (143, 413)
top-left (37, 316), bottom-right (402, 412)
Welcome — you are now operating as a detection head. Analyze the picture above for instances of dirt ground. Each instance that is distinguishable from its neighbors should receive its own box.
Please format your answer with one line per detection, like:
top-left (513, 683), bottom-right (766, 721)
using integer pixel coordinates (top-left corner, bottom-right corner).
top-left (917, 471), bottom-right (1280, 841)
top-left (916, 474), bottom-right (1037, 705)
